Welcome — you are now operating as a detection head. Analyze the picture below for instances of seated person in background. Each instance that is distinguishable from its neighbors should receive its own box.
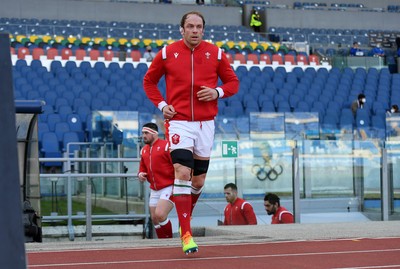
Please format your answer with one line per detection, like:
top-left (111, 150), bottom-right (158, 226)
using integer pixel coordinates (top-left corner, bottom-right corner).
top-left (387, 104), bottom-right (399, 116)
top-left (223, 183), bottom-right (257, 225)
top-left (351, 93), bottom-right (366, 116)
top-left (264, 193), bottom-right (294, 224)
top-left (143, 45), bottom-right (156, 62)
top-left (349, 42), bottom-right (363, 56)
top-left (371, 43), bottom-right (385, 57)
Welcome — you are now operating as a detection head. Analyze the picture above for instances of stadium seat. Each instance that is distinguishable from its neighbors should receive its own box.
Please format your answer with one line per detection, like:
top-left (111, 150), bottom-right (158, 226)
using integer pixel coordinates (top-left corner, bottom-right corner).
top-left (66, 113), bottom-right (84, 134)
top-left (309, 55), bottom-right (320, 65)
top-left (37, 122), bottom-right (50, 144)
top-left (247, 53), bottom-right (259, 64)
top-left (89, 49), bottom-right (100, 60)
top-left (339, 108), bottom-right (354, 131)
top-left (75, 49), bottom-right (87, 60)
top-left (130, 50), bottom-right (142, 61)
top-left (58, 105), bottom-right (74, 121)
top-left (40, 132), bottom-right (62, 167)
top-left (46, 48), bottom-right (58, 60)
top-left (54, 122), bottom-right (71, 144)
top-left (284, 54), bottom-right (296, 65)
top-left (355, 109), bottom-right (370, 128)
top-left (62, 131), bottom-right (81, 154)
top-left (43, 91), bottom-right (58, 107)
top-left (272, 54), bottom-right (283, 64)
top-left (61, 48), bottom-right (72, 60)
top-left (91, 98), bottom-right (105, 110)
top-left (234, 53), bottom-right (246, 64)
top-left (259, 53), bottom-right (272, 64)
top-left (296, 54), bottom-right (308, 65)
top-left (17, 47), bottom-right (30, 59)
top-left (32, 48), bottom-right (44, 60)
top-left (103, 50), bottom-right (114, 61)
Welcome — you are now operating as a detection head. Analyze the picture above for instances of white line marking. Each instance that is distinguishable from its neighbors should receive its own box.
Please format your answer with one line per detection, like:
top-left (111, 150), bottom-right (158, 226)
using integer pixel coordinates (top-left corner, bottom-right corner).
top-left (27, 237), bottom-right (400, 254)
top-left (331, 265), bottom-right (400, 269)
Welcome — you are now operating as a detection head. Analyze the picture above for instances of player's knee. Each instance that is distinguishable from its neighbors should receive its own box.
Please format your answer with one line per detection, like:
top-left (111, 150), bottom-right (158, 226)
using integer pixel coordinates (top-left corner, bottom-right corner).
top-left (193, 159), bottom-right (210, 176)
top-left (151, 214), bottom-right (159, 224)
top-left (154, 209), bottom-right (167, 223)
top-left (171, 149), bottom-right (194, 169)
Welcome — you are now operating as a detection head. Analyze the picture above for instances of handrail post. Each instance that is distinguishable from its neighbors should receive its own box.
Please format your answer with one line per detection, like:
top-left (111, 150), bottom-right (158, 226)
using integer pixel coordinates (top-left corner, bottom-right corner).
top-left (86, 177), bottom-right (92, 241)
top-left (292, 144), bottom-right (301, 223)
top-left (143, 181), bottom-right (151, 238)
top-left (381, 147), bottom-right (389, 221)
top-left (66, 152), bottom-right (74, 241)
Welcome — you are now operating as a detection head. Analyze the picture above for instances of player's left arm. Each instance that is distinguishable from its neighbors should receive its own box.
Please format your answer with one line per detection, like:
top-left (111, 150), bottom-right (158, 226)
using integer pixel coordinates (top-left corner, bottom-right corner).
top-left (216, 53), bottom-right (240, 98)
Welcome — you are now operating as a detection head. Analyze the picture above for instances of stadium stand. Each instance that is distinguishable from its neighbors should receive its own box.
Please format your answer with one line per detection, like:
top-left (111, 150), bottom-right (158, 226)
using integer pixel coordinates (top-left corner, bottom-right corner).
top-left (1, 5), bottom-right (397, 159)
top-left (12, 52), bottom-right (397, 158)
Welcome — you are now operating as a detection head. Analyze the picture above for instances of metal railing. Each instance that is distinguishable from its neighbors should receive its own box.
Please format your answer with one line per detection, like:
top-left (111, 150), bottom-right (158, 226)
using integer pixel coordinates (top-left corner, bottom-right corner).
top-left (39, 155), bottom-right (150, 241)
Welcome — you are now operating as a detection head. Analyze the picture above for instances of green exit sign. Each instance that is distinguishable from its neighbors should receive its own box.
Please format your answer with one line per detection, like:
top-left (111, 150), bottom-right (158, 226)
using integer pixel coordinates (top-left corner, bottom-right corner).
top-left (222, 141), bottom-right (238, 158)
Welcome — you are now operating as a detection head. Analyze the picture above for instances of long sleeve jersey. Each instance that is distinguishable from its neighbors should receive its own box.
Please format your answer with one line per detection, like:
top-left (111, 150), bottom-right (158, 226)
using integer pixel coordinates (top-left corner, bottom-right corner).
top-left (223, 198), bottom-right (257, 225)
top-left (271, 206), bottom-right (294, 224)
top-left (143, 40), bottom-right (239, 121)
top-left (138, 139), bottom-right (174, 191)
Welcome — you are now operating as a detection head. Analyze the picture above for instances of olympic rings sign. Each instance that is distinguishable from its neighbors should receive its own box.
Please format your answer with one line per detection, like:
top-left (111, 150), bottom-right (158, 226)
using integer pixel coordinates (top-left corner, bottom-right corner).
top-left (251, 163), bottom-right (283, 181)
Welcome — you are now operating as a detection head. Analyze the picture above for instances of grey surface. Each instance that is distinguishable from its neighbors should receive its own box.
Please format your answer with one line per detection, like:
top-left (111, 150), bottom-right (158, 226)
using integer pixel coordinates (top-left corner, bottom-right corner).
top-left (0, 0), bottom-right (242, 26)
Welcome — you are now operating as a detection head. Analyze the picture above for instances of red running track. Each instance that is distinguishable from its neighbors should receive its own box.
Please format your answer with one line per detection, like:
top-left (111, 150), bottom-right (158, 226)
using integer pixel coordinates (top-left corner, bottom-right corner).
top-left (27, 237), bottom-right (400, 269)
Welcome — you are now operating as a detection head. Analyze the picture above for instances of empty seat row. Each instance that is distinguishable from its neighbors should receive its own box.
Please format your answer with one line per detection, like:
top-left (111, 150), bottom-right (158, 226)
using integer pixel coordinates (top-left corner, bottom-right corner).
top-left (12, 47), bottom-right (146, 61)
top-left (13, 58), bottom-right (399, 160)
top-left (225, 52), bottom-right (320, 65)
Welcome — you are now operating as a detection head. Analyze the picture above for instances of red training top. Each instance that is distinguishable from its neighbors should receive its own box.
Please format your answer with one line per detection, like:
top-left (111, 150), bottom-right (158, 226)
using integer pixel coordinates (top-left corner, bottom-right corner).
top-left (224, 198), bottom-right (257, 225)
top-left (143, 40), bottom-right (239, 121)
top-left (138, 139), bottom-right (174, 191)
top-left (271, 206), bottom-right (294, 224)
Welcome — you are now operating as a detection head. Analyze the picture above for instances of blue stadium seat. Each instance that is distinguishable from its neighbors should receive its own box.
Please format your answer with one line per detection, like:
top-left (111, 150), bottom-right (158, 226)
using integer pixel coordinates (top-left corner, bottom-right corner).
top-left (40, 132), bottom-right (62, 167)
top-left (37, 122), bottom-right (50, 149)
top-left (261, 101), bottom-right (276, 112)
top-left (54, 98), bottom-right (70, 111)
top-left (62, 131), bottom-right (81, 155)
top-left (43, 91), bottom-right (58, 107)
top-left (46, 114), bottom-right (62, 132)
top-left (355, 109), bottom-right (370, 128)
top-left (66, 114), bottom-right (85, 142)
top-left (216, 117), bottom-right (237, 135)
top-left (39, 104), bottom-right (55, 122)
top-left (339, 108), bottom-right (354, 130)
top-left (58, 105), bottom-right (73, 121)
top-left (91, 98), bottom-right (105, 110)
top-left (322, 114), bottom-right (338, 130)
top-left (54, 122), bottom-right (71, 145)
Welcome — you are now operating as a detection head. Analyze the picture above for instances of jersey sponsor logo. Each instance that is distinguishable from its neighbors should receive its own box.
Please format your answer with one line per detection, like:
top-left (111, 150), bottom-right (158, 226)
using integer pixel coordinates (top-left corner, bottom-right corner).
top-left (172, 134), bottom-right (180, 144)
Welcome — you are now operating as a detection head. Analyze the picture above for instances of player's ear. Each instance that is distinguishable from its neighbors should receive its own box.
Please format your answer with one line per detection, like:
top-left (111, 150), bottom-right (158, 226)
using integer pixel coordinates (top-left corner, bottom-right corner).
top-left (179, 26), bottom-right (184, 35)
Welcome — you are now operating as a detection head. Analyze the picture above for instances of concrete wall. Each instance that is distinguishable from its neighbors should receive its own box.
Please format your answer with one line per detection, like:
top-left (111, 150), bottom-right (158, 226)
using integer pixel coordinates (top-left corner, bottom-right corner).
top-left (0, 0), bottom-right (243, 26)
top-left (1, 0), bottom-right (398, 31)
top-left (267, 0), bottom-right (399, 9)
top-left (264, 8), bottom-right (400, 31)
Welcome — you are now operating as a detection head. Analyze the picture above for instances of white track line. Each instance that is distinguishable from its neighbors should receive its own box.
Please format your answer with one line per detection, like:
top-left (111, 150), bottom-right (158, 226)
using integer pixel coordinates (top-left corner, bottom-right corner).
top-left (27, 237), bottom-right (400, 254)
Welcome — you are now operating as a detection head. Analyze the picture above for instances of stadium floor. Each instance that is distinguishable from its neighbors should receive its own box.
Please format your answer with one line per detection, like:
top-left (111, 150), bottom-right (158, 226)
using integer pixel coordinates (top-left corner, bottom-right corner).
top-left (26, 221), bottom-right (400, 269)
